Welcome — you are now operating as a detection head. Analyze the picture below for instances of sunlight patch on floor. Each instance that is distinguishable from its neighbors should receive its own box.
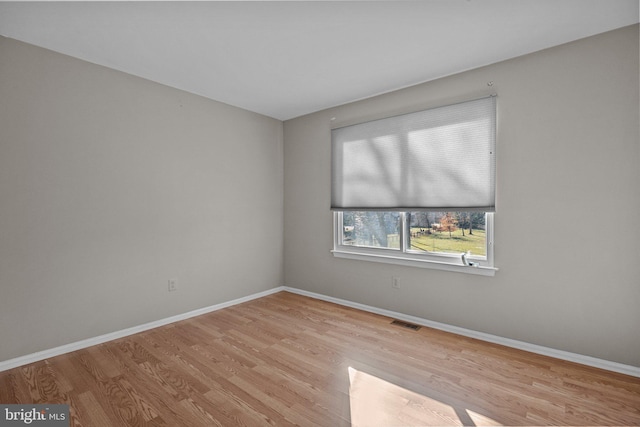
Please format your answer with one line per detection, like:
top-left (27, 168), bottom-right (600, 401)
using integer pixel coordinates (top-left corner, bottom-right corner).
top-left (348, 366), bottom-right (502, 427)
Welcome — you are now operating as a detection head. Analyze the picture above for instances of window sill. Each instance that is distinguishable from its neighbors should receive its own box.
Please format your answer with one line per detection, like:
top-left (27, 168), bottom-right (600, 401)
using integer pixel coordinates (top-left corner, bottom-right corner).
top-left (331, 249), bottom-right (498, 276)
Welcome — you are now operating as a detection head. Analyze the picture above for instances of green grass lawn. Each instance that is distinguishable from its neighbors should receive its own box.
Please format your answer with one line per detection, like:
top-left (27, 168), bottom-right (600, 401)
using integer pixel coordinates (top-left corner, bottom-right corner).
top-left (409, 228), bottom-right (486, 256)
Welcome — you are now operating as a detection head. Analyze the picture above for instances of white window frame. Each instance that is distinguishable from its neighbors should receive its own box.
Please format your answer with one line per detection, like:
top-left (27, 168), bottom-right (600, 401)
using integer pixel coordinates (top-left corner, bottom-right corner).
top-left (332, 211), bottom-right (497, 276)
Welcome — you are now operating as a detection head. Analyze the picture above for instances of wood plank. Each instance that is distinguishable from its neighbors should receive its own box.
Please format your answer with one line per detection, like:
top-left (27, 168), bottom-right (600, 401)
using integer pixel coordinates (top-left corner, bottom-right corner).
top-left (0, 291), bottom-right (638, 426)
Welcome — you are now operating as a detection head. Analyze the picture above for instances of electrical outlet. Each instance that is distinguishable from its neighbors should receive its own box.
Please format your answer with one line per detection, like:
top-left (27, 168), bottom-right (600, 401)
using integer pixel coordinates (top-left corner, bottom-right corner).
top-left (392, 277), bottom-right (400, 290)
top-left (168, 279), bottom-right (178, 292)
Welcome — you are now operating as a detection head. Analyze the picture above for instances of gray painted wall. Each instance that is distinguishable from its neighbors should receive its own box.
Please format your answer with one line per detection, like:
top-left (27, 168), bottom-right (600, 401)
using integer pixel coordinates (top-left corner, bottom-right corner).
top-left (0, 37), bottom-right (284, 362)
top-left (283, 25), bottom-right (640, 367)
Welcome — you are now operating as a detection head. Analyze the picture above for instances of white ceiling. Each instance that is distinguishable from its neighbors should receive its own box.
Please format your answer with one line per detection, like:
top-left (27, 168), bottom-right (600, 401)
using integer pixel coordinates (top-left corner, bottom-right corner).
top-left (0, 1), bottom-right (638, 120)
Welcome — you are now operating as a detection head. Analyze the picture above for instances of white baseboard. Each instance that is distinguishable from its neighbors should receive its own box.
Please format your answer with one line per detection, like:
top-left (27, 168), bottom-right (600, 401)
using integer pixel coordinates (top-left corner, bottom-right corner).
top-left (0, 286), bottom-right (285, 373)
top-left (282, 286), bottom-right (640, 378)
top-left (3, 284), bottom-right (638, 378)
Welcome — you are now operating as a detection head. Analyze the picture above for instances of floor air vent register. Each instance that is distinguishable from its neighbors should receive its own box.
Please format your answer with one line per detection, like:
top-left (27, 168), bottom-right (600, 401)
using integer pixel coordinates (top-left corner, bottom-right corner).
top-left (390, 319), bottom-right (421, 331)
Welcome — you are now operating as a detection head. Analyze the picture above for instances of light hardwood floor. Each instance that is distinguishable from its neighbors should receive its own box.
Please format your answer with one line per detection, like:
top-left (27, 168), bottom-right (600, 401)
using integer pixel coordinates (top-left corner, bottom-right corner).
top-left (1, 291), bottom-right (639, 426)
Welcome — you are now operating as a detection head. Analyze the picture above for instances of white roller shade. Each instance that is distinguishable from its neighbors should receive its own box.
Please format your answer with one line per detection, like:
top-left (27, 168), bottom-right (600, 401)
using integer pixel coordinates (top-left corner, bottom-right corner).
top-left (331, 96), bottom-right (496, 212)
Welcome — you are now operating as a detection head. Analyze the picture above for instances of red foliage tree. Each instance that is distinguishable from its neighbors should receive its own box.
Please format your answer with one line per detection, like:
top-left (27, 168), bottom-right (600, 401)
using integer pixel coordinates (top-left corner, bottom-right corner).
top-left (439, 213), bottom-right (458, 238)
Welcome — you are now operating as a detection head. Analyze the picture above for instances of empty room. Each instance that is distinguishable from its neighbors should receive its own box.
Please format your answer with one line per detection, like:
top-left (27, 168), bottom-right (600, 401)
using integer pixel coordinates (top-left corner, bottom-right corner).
top-left (1, 1), bottom-right (639, 426)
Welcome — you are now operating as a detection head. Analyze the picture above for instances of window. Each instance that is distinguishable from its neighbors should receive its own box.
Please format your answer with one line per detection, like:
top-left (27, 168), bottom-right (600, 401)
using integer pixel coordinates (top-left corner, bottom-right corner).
top-left (335, 210), bottom-right (494, 273)
top-left (406, 211), bottom-right (487, 257)
top-left (331, 96), bottom-right (497, 275)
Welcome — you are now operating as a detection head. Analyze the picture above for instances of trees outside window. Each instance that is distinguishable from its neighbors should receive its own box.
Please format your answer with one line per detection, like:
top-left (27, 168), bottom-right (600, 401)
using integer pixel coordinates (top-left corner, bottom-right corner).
top-left (341, 211), bottom-right (488, 257)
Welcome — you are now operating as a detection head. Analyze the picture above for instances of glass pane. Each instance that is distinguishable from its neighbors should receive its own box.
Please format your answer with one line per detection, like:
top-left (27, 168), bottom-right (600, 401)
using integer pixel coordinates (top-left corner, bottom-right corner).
top-left (407, 212), bottom-right (486, 257)
top-left (342, 211), bottom-right (401, 249)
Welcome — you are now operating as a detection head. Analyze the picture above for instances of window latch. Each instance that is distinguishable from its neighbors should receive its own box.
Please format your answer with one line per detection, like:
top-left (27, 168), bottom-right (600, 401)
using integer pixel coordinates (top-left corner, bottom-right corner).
top-left (461, 252), bottom-right (479, 267)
